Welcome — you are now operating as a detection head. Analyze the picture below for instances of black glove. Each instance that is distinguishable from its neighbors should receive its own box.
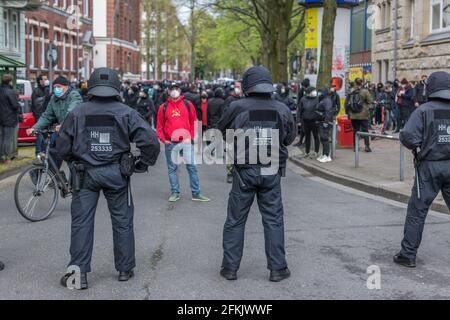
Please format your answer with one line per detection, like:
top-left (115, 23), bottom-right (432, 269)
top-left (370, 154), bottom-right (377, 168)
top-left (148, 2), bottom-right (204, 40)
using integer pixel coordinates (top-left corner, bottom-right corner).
top-left (134, 161), bottom-right (148, 173)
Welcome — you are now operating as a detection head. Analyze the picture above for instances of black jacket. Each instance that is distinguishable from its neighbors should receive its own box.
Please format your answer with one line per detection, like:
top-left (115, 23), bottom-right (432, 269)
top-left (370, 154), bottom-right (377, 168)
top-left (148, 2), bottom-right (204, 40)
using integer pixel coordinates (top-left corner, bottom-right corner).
top-left (56, 97), bottom-right (160, 167)
top-left (317, 93), bottom-right (334, 124)
top-left (0, 84), bottom-right (21, 127)
top-left (414, 82), bottom-right (428, 105)
top-left (31, 85), bottom-right (49, 120)
top-left (136, 97), bottom-right (155, 120)
top-left (273, 92), bottom-right (296, 112)
top-left (218, 95), bottom-right (296, 170)
top-left (184, 91), bottom-right (201, 120)
top-left (401, 99), bottom-right (450, 161)
top-left (207, 89), bottom-right (225, 129)
top-left (153, 90), bottom-right (167, 108)
top-left (330, 91), bottom-right (341, 116)
top-left (224, 94), bottom-right (240, 114)
top-left (385, 90), bottom-right (396, 111)
top-left (298, 96), bottom-right (320, 122)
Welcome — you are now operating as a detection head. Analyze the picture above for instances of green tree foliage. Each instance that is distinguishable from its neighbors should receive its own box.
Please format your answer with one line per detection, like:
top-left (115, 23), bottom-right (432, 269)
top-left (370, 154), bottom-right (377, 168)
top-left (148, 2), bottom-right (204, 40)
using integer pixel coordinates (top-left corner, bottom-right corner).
top-left (195, 13), bottom-right (261, 79)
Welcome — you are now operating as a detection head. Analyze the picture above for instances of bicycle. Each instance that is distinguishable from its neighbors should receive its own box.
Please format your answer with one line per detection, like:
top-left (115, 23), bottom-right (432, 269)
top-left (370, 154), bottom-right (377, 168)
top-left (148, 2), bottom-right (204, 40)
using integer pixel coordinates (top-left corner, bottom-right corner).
top-left (14, 128), bottom-right (72, 222)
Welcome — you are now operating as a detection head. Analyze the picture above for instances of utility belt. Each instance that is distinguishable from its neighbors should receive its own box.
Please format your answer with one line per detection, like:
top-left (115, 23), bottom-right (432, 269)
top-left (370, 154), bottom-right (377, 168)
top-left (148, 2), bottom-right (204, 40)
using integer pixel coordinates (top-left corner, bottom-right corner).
top-left (234, 165), bottom-right (286, 179)
top-left (69, 152), bottom-right (135, 192)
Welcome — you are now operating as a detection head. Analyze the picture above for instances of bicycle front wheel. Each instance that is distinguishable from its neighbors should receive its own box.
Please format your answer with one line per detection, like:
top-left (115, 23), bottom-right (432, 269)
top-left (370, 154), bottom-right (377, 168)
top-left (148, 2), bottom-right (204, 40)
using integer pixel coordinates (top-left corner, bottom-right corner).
top-left (14, 166), bottom-right (59, 222)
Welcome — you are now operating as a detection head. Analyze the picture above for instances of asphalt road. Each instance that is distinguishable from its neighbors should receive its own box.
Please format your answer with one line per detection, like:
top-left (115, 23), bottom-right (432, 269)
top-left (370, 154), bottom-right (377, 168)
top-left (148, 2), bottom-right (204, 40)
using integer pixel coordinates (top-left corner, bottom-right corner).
top-left (1, 154), bottom-right (450, 300)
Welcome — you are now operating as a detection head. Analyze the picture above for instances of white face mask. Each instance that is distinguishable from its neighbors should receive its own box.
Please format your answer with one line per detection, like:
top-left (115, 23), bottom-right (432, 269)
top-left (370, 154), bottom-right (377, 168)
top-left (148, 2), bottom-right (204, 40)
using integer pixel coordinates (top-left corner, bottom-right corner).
top-left (234, 88), bottom-right (242, 96)
top-left (170, 90), bottom-right (181, 99)
top-left (281, 88), bottom-right (286, 94)
top-left (310, 91), bottom-right (318, 98)
top-left (44, 80), bottom-right (50, 87)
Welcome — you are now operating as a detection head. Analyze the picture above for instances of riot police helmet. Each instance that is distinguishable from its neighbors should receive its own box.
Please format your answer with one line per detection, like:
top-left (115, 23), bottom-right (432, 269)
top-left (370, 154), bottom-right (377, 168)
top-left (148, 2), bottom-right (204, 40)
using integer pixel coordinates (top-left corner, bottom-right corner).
top-left (242, 66), bottom-right (275, 95)
top-left (88, 68), bottom-right (121, 98)
top-left (427, 71), bottom-right (450, 100)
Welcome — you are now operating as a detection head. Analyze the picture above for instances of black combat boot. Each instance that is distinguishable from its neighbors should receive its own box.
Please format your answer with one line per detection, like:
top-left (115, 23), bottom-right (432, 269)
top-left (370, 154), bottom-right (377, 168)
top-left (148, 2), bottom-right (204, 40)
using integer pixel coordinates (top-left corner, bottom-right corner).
top-left (118, 270), bottom-right (135, 282)
top-left (270, 267), bottom-right (291, 282)
top-left (393, 253), bottom-right (416, 268)
top-left (60, 272), bottom-right (88, 290)
top-left (220, 267), bottom-right (237, 281)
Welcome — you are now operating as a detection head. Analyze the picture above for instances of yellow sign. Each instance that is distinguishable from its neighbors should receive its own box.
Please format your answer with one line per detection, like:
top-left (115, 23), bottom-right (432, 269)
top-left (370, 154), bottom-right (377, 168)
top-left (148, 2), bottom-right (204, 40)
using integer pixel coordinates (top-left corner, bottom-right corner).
top-left (349, 67), bottom-right (363, 82)
top-left (305, 8), bottom-right (319, 49)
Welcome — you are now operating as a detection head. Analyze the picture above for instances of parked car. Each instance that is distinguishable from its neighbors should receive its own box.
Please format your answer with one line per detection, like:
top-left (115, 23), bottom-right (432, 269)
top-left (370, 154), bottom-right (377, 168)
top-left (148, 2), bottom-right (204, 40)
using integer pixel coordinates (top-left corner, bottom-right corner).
top-left (16, 79), bottom-right (33, 97)
top-left (18, 96), bottom-right (36, 144)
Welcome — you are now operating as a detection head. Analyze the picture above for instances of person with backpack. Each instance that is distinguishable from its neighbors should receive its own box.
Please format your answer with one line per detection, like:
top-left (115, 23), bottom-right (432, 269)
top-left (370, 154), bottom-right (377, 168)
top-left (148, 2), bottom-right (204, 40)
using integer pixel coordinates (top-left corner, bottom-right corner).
top-left (345, 78), bottom-right (373, 152)
top-left (298, 87), bottom-right (321, 158)
top-left (156, 83), bottom-right (210, 203)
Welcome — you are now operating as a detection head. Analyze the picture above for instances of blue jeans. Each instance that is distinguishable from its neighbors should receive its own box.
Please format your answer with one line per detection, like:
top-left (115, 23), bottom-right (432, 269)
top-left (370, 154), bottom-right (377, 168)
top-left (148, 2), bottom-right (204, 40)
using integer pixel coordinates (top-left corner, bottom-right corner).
top-left (35, 133), bottom-right (45, 155)
top-left (165, 142), bottom-right (201, 196)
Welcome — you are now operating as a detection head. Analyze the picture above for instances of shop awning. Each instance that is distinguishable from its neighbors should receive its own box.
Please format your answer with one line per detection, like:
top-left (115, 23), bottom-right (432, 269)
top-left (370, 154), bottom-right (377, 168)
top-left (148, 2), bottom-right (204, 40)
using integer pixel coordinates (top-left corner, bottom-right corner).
top-left (0, 54), bottom-right (27, 68)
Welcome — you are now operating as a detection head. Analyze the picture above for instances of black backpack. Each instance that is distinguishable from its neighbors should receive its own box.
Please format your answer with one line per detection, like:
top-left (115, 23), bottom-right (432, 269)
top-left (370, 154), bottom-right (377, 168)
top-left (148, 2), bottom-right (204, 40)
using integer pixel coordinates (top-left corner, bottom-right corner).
top-left (347, 90), bottom-right (363, 114)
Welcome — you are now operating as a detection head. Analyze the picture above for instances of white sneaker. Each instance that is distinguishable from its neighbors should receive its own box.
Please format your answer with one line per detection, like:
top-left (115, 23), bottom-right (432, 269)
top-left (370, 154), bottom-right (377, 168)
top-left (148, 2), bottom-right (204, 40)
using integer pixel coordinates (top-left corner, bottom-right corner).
top-left (323, 156), bottom-right (333, 163)
top-left (317, 155), bottom-right (326, 161)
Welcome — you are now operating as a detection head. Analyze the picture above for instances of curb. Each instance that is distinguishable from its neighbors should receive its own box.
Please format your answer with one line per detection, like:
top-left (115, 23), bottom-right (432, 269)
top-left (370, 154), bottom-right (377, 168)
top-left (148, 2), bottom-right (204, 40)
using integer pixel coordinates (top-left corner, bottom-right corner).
top-left (289, 156), bottom-right (450, 214)
top-left (0, 161), bottom-right (33, 182)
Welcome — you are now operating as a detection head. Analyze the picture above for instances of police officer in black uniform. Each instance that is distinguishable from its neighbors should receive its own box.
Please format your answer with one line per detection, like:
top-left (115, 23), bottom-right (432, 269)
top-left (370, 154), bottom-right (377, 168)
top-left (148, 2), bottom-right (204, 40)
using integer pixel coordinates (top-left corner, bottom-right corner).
top-left (394, 71), bottom-right (450, 268)
top-left (57, 68), bottom-right (160, 289)
top-left (217, 66), bottom-right (296, 282)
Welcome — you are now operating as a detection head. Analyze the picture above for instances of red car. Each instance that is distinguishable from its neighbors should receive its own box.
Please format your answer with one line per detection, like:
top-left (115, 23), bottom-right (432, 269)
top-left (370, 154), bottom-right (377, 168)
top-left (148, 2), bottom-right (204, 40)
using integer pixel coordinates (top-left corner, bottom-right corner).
top-left (18, 96), bottom-right (37, 144)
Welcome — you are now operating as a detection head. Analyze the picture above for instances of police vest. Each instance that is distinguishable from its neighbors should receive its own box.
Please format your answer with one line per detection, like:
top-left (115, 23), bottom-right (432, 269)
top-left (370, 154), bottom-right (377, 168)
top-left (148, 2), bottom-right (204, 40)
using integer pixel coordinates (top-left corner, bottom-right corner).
top-left (233, 109), bottom-right (282, 167)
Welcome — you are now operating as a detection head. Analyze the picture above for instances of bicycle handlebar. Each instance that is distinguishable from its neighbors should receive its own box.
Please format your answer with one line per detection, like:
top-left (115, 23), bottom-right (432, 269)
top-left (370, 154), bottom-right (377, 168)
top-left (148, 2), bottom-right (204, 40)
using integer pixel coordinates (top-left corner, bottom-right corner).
top-left (35, 128), bottom-right (57, 135)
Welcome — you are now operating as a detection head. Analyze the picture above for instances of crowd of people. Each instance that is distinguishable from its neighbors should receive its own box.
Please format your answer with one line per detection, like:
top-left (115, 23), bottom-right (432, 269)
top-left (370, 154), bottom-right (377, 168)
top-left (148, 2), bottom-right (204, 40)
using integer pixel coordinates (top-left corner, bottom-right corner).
top-left (0, 70), bottom-right (430, 168)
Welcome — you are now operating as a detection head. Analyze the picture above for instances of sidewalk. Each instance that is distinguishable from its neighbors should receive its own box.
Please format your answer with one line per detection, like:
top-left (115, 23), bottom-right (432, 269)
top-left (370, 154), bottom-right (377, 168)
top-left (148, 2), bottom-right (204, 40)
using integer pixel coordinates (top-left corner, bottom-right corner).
top-left (0, 147), bottom-right (35, 181)
top-left (289, 136), bottom-right (450, 214)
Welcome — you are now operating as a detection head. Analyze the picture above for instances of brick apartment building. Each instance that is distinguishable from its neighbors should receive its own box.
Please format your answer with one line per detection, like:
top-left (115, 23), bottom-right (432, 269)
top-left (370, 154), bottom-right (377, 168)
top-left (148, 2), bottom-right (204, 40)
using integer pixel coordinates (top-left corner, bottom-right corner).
top-left (25, 0), bottom-right (94, 82)
top-left (93, 0), bottom-right (141, 80)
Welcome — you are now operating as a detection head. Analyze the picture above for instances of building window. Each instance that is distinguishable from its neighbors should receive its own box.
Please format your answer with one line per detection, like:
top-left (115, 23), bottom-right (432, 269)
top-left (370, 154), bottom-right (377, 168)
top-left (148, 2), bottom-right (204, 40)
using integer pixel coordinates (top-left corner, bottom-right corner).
top-left (40, 29), bottom-right (46, 69)
top-left (3, 10), bottom-right (9, 48)
top-left (410, 0), bottom-right (415, 39)
top-left (62, 35), bottom-right (67, 70)
top-left (54, 32), bottom-right (59, 70)
top-left (30, 27), bottom-right (35, 68)
top-left (431, 0), bottom-right (450, 32)
top-left (12, 13), bottom-right (19, 50)
top-left (70, 36), bottom-right (74, 71)
top-left (84, 0), bottom-right (89, 17)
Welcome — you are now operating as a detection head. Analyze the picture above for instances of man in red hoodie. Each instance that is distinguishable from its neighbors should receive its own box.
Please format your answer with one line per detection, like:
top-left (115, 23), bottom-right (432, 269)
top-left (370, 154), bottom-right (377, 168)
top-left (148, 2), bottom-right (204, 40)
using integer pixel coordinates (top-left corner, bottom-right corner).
top-left (157, 83), bottom-right (210, 203)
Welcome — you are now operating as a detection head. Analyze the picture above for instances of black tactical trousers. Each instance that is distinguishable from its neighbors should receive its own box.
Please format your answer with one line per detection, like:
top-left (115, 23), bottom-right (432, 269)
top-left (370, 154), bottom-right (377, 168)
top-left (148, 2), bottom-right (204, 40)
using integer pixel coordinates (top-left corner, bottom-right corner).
top-left (69, 164), bottom-right (135, 273)
top-left (222, 167), bottom-right (287, 272)
top-left (400, 160), bottom-right (450, 259)
top-left (399, 107), bottom-right (410, 130)
top-left (304, 120), bottom-right (319, 154)
top-left (319, 124), bottom-right (331, 157)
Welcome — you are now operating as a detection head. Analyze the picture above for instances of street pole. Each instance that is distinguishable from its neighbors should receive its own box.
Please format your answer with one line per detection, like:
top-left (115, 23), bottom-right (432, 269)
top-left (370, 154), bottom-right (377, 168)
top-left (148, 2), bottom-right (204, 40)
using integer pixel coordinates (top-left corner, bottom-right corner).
top-left (393, 0), bottom-right (398, 80)
top-left (76, 12), bottom-right (80, 82)
top-left (49, 41), bottom-right (54, 88)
